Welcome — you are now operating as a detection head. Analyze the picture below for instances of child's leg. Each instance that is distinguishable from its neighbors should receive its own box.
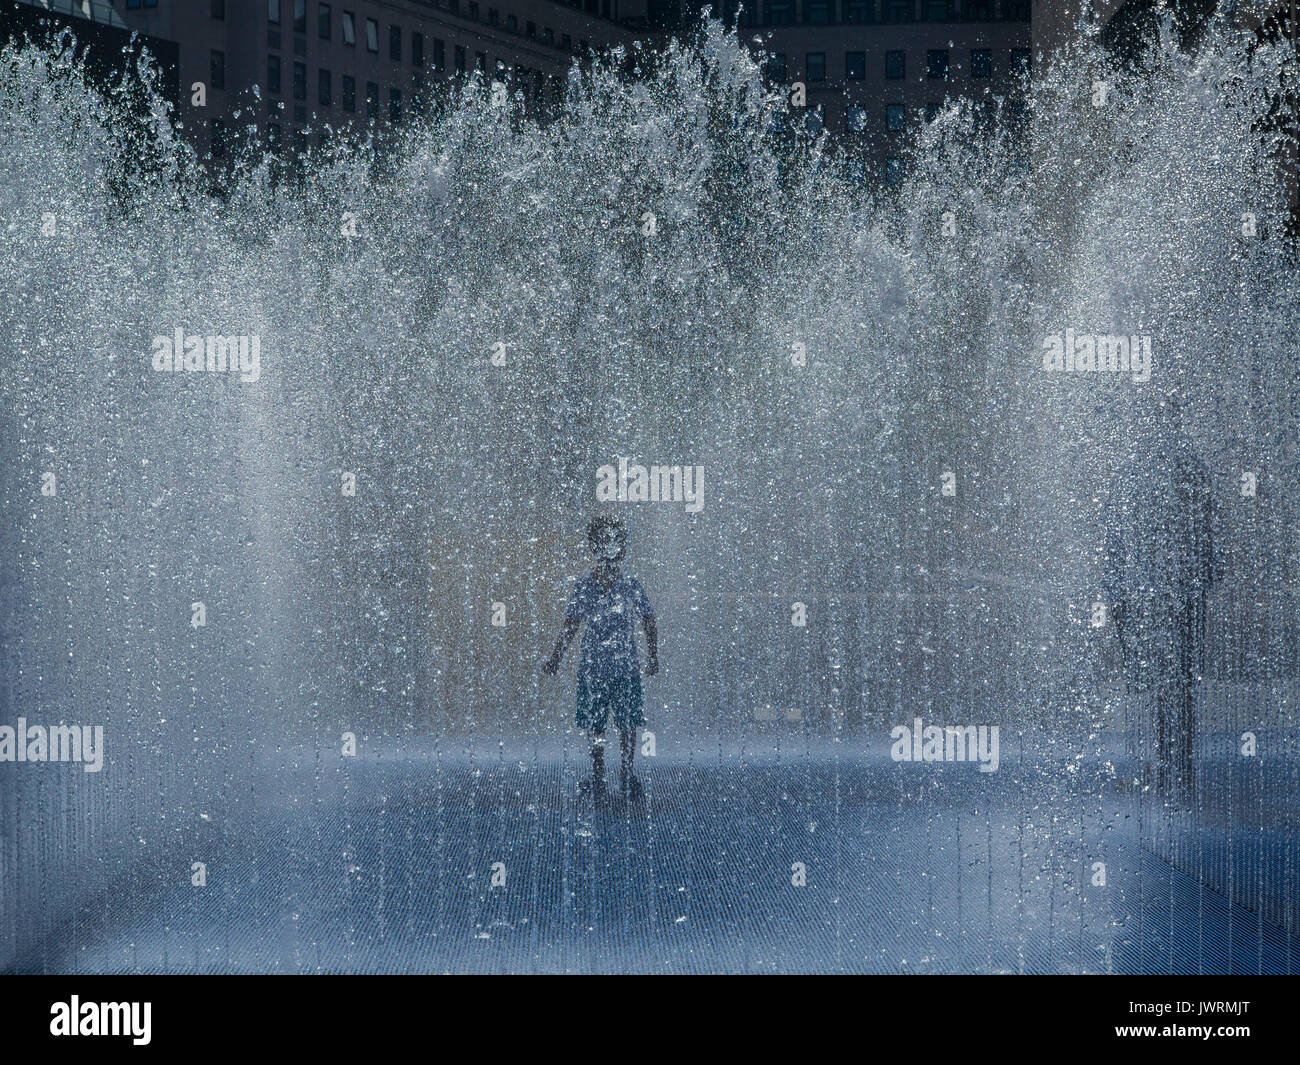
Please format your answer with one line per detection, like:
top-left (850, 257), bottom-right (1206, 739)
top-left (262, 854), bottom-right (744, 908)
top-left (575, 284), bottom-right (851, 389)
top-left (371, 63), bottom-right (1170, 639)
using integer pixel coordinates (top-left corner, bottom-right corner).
top-left (590, 735), bottom-right (606, 779)
top-left (617, 729), bottom-right (643, 800)
top-left (618, 728), bottom-right (634, 776)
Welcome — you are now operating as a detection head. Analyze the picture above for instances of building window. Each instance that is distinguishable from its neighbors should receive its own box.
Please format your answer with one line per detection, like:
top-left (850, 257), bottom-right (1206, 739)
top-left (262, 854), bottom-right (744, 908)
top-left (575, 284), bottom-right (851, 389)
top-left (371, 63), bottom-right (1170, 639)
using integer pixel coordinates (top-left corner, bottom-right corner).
top-left (1010, 48), bottom-right (1030, 75)
top-left (507, 14), bottom-right (518, 31)
top-left (562, 33), bottom-right (571, 49)
top-left (468, 2), bottom-right (479, 19)
top-left (544, 27), bottom-right (554, 43)
top-left (1003, 0), bottom-right (1030, 19)
top-left (318, 68), bottom-right (331, 106)
top-left (845, 105), bottom-right (865, 131)
top-left (455, 45), bottom-right (466, 72)
top-left (963, 0), bottom-right (993, 16)
top-left (292, 62), bottom-right (306, 99)
top-left (844, 0), bottom-right (874, 20)
top-left (318, 3), bottom-right (330, 38)
top-left (294, 0), bottom-right (306, 34)
top-left (885, 50), bottom-right (905, 79)
top-left (342, 74), bottom-right (355, 111)
top-left (268, 55), bottom-right (281, 93)
top-left (210, 118), bottom-right (226, 157)
top-left (887, 103), bottom-right (905, 131)
top-left (805, 53), bottom-right (825, 82)
top-left (413, 33), bottom-right (424, 67)
top-left (845, 51), bottom-right (865, 80)
top-left (927, 49), bottom-right (949, 78)
top-left (212, 0), bottom-right (226, 18)
top-left (489, 8), bottom-right (499, 24)
top-left (882, 0), bottom-right (912, 21)
top-left (210, 50), bottom-right (225, 90)
top-left (766, 53), bottom-right (786, 82)
top-left (885, 157), bottom-right (904, 184)
top-left (971, 48), bottom-right (991, 78)
top-left (343, 10), bottom-right (355, 44)
top-left (390, 25), bottom-right (401, 61)
top-left (767, 0), bottom-right (794, 24)
top-left (925, 101), bottom-right (943, 121)
top-left (805, 0), bottom-right (831, 22)
top-left (434, 38), bottom-right (445, 69)
top-left (366, 18), bottom-right (378, 52)
top-left (366, 81), bottom-right (378, 119)
top-left (527, 21), bottom-right (536, 38)
top-left (476, 51), bottom-right (487, 71)
top-left (268, 0), bottom-right (280, 22)
top-left (923, 0), bottom-right (950, 19)
top-left (389, 88), bottom-right (401, 122)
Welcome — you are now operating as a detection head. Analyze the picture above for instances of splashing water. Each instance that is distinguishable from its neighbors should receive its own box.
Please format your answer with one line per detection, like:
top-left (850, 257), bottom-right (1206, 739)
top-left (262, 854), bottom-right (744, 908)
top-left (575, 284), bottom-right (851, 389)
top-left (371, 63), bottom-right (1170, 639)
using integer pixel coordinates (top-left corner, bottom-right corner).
top-left (1, 15), bottom-right (1298, 973)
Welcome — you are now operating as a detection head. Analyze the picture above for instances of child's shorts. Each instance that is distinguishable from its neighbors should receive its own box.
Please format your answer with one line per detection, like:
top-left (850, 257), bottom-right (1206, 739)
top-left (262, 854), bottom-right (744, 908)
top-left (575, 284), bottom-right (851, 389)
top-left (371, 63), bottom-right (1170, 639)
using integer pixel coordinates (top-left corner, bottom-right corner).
top-left (575, 672), bottom-right (646, 734)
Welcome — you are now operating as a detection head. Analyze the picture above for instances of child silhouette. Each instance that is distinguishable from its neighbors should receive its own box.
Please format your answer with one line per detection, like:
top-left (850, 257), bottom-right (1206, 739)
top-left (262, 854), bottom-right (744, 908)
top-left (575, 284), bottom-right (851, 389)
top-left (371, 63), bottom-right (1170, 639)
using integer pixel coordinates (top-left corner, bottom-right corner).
top-left (542, 515), bottom-right (658, 805)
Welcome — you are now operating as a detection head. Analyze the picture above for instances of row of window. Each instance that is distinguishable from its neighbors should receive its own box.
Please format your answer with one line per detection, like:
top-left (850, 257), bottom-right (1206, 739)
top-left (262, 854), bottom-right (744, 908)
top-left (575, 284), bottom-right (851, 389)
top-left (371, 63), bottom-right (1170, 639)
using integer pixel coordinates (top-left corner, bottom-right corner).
top-left (264, 1), bottom-right (589, 56)
top-left (208, 79), bottom-right (409, 158)
top-left (263, 55), bottom-right (550, 110)
top-left (767, 47), bottom-right (1029, 83)
top-left (792, 95), bottom-right (1025, 137)
top-left (433, 0), bottom-right (611, 30)
top-left (216, 46), bottom-right (1027, 106)
top-left (216, 90), bottom-right (1023, 161)
top-left (182, 0), bottom-right (613, 22)
top-left (150, 0), bottom-right (1027, 27)
top-left (749, 0), bottom-right (1030, 24)
top-left (243, 62), bottom-right (562, 158)
top-left (862, 100), bottom-right (1013, 131)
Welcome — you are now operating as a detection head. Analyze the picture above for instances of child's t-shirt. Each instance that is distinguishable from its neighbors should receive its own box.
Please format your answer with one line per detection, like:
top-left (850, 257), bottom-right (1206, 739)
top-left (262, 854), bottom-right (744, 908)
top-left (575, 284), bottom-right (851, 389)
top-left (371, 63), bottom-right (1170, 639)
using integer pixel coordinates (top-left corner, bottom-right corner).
top-left (565, 570), bottom-right (654, 681)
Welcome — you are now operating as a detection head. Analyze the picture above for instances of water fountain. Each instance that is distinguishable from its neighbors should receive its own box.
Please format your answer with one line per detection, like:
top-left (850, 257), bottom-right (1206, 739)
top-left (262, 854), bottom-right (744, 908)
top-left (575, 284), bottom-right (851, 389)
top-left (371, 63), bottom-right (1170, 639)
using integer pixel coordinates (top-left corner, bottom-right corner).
top-left (0, 13), bottom-right (1296, 972)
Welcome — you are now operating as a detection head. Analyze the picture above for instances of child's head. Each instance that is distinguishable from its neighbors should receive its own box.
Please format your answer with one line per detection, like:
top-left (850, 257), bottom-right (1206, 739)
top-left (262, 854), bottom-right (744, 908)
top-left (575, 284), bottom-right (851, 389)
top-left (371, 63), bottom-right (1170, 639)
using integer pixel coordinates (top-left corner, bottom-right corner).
top-left (587, 514), bottom-right (627, 564)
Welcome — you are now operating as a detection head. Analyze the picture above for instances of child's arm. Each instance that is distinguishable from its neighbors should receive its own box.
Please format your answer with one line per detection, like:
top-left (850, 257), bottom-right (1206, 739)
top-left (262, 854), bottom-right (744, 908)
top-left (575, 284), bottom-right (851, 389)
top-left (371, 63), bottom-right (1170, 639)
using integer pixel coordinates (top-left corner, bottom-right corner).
top-left (642, 615), bottom-right (659, 676)
top-left (542, 617), bottom-right (581, 675)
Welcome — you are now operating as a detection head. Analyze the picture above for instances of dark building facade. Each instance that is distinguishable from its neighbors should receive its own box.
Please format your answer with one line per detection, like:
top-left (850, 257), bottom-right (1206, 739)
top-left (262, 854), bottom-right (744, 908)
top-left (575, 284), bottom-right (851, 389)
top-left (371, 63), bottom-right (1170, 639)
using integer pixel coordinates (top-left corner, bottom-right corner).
top-left (0, 0), bottom-right (180, 107)
top-left (97, 0), bottom-right (1029, 171)
top-left (1035, 0), bottom-right (1294, 57)
top-left (732, 1), bottom-right (1032, 171)
top-left (108, 0), bottom-right (642, 158)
